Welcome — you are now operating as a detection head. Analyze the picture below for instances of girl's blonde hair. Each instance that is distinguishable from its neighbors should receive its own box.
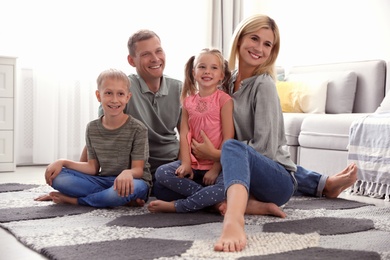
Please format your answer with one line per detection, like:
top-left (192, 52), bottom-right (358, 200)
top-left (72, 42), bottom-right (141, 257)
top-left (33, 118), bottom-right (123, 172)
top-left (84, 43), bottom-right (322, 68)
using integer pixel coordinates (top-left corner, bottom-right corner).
top-left (228, 14), bottom-right (280, 80)
top-left (181, 48), bottom-right (231, 102)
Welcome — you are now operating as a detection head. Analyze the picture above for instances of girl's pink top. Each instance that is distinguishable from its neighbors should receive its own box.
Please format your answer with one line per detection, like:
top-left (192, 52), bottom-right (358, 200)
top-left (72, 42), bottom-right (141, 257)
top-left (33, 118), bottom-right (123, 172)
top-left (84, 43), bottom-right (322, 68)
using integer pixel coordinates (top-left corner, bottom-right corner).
top-left (183, 89), bottom-right (232, 170)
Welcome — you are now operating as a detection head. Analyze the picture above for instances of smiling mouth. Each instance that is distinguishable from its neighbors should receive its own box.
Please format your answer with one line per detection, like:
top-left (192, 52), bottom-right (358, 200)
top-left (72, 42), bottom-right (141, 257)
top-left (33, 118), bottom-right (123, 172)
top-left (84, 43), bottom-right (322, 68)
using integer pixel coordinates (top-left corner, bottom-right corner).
top-left (149, 64), bottom-right (162, 69)
top-left (249, 51), bottom-right (261, 59)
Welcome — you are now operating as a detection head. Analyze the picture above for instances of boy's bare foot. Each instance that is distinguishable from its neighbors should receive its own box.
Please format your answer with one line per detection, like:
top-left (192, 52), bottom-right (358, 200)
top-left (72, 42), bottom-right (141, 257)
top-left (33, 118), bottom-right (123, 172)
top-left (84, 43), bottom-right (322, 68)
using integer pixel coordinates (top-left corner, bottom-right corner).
top-left (126, 198), bottom-right (145, 207)
top-left (34, 194), bottom-right (53, 201)
top-left (323, 163), bottom-right (358, 198)
top-left (50, 191), bottom-right (78, 205)
top-left (245, 196), bottom-right (287, 218)
top-left (214, 212), bottom-right (246, 252)
top-left (147, 200), bottom-right (176, 213)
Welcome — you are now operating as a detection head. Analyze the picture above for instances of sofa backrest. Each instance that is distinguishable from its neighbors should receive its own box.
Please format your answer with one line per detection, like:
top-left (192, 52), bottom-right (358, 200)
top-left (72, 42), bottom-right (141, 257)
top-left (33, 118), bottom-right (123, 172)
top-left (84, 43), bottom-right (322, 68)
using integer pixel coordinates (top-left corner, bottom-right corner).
top-left (287, 60), bottom-right (387, 113)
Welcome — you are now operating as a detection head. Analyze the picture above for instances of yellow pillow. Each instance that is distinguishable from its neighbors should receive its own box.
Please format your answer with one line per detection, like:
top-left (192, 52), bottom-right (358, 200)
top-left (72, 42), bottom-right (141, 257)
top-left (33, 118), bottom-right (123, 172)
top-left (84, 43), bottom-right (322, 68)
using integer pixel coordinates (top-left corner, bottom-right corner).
top-left (276, 80), bottom-right (328, 113)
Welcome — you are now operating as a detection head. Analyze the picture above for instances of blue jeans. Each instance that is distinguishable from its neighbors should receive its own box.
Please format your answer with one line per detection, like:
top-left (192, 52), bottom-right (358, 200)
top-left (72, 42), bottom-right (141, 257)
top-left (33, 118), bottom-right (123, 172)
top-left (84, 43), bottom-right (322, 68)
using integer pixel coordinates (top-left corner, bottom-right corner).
top-left (51, 168), bottom-right (149, 208)
top-left (221, 139), bottom-right (297, 206)
top-left (153, 160), bottom-right (225, 213)
top-left (294, 165), bottom-right (328, 197)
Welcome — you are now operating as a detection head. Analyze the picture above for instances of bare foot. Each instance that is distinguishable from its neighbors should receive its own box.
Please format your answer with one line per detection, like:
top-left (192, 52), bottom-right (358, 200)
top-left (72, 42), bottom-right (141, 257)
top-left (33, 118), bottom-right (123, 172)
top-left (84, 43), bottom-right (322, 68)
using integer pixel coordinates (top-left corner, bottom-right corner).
top-left (323, 163), bottom-right (358, 198)
top-left (34, 194), bottom-right (53, 201)
top-left (125, 198), bottom-right (145, 207)
top-left (245, 196), bottom-right (286, 218)
top-left (214, 212), bottom-right (246, 252)
top-left (50, 192), bottom-right (78, 205)
top-left (147, 200), bottom-right (176, 213)
top-left (217, 200), bottom-right (227, 215)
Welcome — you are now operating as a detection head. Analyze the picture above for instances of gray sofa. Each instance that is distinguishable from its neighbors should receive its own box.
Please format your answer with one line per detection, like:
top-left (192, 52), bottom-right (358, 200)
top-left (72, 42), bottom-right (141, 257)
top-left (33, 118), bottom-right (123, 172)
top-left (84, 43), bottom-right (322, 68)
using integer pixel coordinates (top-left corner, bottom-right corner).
top-left (280, 59), bottom-right (388, 175)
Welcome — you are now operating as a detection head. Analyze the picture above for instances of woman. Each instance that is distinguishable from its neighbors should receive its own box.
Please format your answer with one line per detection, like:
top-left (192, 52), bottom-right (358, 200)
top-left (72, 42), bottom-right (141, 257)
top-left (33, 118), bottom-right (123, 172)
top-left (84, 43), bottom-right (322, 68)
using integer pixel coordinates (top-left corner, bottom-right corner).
top-left (188, 14), bottom-right (357, 252)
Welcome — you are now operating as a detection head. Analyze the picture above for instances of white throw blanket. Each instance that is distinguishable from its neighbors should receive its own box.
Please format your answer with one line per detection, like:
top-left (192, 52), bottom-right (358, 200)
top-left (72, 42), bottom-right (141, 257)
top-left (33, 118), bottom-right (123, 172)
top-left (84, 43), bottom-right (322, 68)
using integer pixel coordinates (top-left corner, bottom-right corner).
top-left (348, 112), bottom-right (390, 201)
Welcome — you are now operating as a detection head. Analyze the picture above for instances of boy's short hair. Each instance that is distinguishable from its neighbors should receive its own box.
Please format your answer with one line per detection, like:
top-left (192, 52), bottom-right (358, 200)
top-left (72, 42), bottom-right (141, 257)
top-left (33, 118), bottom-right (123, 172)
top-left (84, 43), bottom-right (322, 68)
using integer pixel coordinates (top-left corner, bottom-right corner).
top-left (97, 69), bottom-right (130, 91)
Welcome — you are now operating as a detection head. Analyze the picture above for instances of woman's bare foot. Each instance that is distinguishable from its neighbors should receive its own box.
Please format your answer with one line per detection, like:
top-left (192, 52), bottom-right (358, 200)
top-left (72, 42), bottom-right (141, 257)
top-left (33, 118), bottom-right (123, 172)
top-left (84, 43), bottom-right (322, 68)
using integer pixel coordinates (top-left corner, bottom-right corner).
top-left (50, 191), bottom-right (78, 205)
top-left (214, 212), bottom-right (246, 252)
top-left (323, 163), bottom-right (358, 198)
top-left (245, 196), bottom-right (287, 218)
top-left (147, 200), bottom-right (176, 213)
top-left (34, 194), bottom-right (53, 201)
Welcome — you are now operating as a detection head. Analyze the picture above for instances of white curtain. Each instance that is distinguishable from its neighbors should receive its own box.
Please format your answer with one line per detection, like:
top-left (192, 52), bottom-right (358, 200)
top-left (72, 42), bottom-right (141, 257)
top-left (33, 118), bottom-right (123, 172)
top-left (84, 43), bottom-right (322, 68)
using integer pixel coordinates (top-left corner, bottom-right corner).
top-left (1, 0), bottom-right (212, 165)
top-left (211, 0), bottom-right (243, 58)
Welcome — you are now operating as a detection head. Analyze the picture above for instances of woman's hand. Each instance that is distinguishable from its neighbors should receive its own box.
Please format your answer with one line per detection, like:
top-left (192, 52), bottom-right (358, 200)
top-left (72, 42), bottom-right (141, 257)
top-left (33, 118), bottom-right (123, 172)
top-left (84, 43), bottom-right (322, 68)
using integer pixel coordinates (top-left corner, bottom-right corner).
top-left (191, 130), bottom-right (218, 160)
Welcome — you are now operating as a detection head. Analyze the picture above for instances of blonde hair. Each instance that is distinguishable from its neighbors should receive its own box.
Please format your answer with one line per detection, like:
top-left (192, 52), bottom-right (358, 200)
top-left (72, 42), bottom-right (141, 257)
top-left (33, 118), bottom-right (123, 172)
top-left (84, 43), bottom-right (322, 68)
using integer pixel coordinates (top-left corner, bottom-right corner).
top-left (96, 68), bottom-right (130, 91)
top-left (228, 14), bottom-right (280, 80)
top-left (181, 48), bottom-right (231, 102)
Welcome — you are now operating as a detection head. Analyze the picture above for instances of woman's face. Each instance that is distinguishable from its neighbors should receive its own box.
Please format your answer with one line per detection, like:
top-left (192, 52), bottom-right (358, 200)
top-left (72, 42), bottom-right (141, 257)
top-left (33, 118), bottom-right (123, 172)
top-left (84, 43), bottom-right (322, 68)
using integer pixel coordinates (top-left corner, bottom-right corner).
top-left (238, 27), bottom-right (274, 68)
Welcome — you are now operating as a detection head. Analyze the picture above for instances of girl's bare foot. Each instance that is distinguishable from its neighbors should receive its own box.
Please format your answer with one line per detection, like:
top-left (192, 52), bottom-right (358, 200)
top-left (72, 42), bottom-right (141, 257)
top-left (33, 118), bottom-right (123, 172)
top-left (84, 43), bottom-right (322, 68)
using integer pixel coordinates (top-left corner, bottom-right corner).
top-left (34, 194), bottom-right (53, 201)
top-left (147, 200), bottom-right (176, 213)
top-left (214, 212), bottom-right (246, 252)
top-left (323, 163), bottom-right (358, 198)
top-left (126, 198), bottom-right (145, 207)
top-left (50, 192), bottom-right (78, 205)
top-left (216, 201), bottom-right (227, 215)
top-left (245, 196), bottom-right (286, 218)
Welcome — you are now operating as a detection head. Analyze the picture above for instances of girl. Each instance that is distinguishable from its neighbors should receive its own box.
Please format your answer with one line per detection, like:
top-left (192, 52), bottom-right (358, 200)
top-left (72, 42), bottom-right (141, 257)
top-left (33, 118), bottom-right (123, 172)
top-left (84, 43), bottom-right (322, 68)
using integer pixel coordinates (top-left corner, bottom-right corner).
top-left (148, 48), bottom-right (234, 213)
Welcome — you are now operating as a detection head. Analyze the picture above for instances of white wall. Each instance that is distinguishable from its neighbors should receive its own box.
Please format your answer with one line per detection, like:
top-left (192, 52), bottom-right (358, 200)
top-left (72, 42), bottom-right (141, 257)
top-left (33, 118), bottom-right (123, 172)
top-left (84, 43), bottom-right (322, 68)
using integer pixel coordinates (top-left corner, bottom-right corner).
top-left (0, 0), bottom-right (211, 81)
top-left (242, 0), bottom-right (390, 69)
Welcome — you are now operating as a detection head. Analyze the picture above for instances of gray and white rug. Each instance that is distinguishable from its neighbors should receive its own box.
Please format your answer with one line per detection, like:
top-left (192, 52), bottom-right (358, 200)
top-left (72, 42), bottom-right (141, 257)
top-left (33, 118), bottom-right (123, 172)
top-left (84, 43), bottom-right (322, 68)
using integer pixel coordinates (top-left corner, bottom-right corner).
top-left (0, 183), bottom-right (389, 260)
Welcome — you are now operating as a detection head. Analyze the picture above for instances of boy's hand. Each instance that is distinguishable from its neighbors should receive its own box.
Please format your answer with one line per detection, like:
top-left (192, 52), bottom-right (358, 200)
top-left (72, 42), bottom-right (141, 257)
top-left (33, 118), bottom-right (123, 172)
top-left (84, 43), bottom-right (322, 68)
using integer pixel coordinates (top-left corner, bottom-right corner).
top-left (45, 160), bottom-right (64, 186)
top-left (114, 170), bottom-right (134, 197)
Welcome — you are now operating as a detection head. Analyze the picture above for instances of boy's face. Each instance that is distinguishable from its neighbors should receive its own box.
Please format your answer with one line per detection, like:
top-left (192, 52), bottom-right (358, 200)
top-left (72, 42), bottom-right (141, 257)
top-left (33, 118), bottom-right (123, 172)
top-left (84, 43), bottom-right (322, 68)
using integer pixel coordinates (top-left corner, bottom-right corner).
top-left (96, 78), bottom-right (131, 117)
top-left (127, 36), bottom-right (166, 81)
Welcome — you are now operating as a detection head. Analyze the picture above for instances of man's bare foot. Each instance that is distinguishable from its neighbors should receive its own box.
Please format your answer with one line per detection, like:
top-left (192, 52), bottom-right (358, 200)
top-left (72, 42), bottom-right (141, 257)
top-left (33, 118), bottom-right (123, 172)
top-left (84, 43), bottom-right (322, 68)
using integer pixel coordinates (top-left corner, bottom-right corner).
top-left (126, 198), bottom-right (145, 207)
top-left (214, 212), bottom-right (246, 252)
top-left (245, 196), bottom-right (286, 218)
top-left (323, 163), bottom-right (358, 198)
top-left (147, 200), bottom-right (176, 213)
top-left (34, 194), bottom-right (53, 201)
top-left (50, 192), bottom-right (78, 205)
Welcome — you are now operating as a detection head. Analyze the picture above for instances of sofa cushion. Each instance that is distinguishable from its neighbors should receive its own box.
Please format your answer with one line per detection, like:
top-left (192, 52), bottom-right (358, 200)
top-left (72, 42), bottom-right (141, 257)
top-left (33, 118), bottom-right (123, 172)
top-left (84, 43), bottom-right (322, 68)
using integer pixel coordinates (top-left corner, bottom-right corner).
top-left (286, 71), bottom-right (357, 114)
top-left (298, 113), bottom-right (369, 151)
top-left (276, 80), bottom-right (328, 113)
top-left (283, 113), bottom-right (312, 146)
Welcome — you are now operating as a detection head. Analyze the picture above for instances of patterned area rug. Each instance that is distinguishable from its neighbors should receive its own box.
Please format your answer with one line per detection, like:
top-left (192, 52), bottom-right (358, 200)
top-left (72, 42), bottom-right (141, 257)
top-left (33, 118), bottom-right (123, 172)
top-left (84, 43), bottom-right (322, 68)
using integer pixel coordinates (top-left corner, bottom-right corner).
top-left (0, 183), bottom-right (389, 260)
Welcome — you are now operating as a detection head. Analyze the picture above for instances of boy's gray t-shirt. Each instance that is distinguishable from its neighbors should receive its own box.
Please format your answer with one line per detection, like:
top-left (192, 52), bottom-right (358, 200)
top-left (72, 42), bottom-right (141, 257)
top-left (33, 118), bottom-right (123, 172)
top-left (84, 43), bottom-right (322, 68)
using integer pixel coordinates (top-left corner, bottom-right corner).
top-left (86, 115), bottom-right (152, 186)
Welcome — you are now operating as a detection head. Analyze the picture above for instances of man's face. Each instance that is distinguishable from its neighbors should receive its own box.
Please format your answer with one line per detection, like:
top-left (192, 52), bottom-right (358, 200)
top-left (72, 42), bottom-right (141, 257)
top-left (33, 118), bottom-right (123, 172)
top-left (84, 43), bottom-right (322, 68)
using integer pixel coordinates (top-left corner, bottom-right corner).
top-left (128, 36), bottom-right (166, 81)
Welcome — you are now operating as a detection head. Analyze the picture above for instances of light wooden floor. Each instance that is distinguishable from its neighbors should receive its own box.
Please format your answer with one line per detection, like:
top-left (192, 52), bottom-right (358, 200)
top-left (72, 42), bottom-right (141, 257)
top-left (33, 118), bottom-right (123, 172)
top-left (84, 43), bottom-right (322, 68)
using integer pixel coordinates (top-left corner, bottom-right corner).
top-left (0, 166), bottom-right (389, 260)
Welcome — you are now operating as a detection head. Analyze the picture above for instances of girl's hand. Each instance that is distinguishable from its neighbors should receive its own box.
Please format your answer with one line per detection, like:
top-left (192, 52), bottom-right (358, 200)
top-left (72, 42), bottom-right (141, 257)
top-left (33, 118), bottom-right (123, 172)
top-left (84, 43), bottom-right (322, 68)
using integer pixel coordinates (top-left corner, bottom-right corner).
top-left (191, 130), bottom-right (216, 160)
top-left (203, 169), bottom-right (219, 186)
top-left (175, 164), bottom-right (193, 179)
top-left (114, 170), bottom-right (134, 197)
top-left (45, 160), bottom-right (64, 186)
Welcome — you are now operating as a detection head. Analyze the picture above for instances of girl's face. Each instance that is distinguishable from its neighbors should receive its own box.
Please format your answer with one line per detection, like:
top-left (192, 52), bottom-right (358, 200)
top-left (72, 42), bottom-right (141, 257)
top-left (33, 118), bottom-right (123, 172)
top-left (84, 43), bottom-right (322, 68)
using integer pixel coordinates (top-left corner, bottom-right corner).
top-left (238, 27), bottom-right (275, 68)
top-left (96, 78), bottom-right (131, 117)
top-left (193, 53), bottom-right (224, 91)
